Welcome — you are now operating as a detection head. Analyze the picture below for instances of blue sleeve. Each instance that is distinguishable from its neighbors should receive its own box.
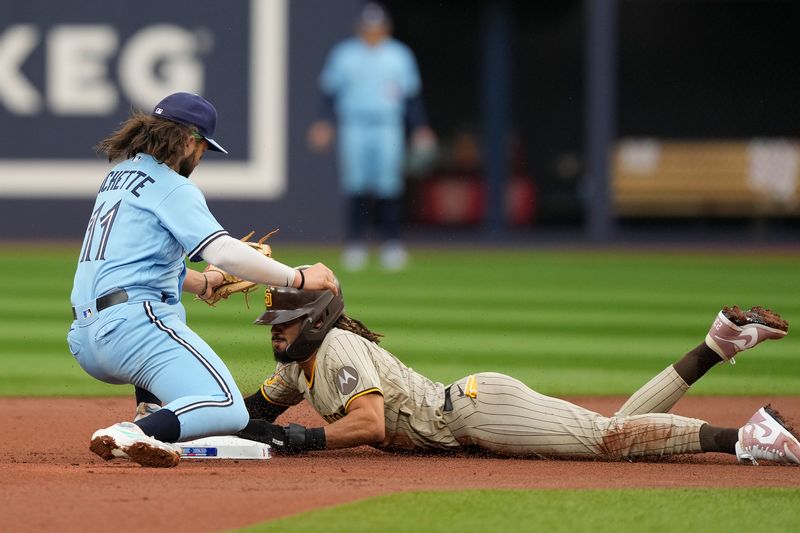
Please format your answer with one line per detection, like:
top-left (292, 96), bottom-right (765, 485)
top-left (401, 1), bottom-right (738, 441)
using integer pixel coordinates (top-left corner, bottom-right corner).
top-left (399, 44), bottom-right (421, 97)
top-left (154, 183), bottom-right (228, 262)
top-left (319, 45), bottom-right (344, 95)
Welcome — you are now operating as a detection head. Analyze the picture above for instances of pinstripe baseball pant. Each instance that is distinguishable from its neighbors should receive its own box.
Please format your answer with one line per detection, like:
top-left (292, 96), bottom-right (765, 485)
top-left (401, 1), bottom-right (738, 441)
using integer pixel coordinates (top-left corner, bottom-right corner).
top-left (441, 368), bottom-right (703, 459)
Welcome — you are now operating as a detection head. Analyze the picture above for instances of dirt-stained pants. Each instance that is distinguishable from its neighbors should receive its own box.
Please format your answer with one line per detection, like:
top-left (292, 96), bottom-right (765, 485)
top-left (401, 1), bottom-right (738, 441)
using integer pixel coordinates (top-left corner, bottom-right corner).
top-left (442, 368), bottom-right (703, 459)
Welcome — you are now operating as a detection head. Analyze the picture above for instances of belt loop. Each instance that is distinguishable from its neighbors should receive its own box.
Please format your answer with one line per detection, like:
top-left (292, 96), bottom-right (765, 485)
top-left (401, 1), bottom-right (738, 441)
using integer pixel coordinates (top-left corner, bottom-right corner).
top-left (443, 385), bottom-right (453, 412)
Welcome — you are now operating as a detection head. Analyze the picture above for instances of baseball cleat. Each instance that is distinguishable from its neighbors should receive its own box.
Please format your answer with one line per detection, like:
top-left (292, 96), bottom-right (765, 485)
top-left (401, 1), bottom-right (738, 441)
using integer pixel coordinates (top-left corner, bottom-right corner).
top-left (90, 421), bottom-right (181, 468)
top-left (705, 305), bottom-right (788, 363)
top-left (133, 402), bottom-right (161, 422)
top-left (736, 405), bottom-right (800, 466)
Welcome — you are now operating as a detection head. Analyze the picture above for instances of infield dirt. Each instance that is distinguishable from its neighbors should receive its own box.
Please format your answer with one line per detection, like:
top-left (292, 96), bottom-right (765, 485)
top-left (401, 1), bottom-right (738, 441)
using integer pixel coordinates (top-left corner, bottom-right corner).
top-left (2, 396), bottom-right (800, 532)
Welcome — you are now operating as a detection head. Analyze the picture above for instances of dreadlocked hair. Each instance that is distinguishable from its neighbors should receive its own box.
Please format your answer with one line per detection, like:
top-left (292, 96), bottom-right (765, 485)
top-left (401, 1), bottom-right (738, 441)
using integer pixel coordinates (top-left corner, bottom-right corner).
top-left (334, 313), bottom-right (383, 344)
top-left (95, 110), bottom-right (194, 164)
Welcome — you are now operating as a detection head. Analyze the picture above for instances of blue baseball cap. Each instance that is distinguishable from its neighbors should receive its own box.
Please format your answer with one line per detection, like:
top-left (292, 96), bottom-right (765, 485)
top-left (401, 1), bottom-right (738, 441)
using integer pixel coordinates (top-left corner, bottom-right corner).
top-left (151, 92), bottom-right (228, 154)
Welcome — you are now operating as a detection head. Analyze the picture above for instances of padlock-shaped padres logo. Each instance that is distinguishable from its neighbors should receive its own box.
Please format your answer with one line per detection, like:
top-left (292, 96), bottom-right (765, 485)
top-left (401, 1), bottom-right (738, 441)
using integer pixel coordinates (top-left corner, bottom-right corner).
top-left (264, 288), bottom-right (273, 308)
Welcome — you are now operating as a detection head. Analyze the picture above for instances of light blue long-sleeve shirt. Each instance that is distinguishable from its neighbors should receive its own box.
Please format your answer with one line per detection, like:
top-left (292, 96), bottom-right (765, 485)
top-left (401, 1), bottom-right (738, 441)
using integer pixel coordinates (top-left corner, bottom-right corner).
top-left (320, 36), bottom-right (421, 123)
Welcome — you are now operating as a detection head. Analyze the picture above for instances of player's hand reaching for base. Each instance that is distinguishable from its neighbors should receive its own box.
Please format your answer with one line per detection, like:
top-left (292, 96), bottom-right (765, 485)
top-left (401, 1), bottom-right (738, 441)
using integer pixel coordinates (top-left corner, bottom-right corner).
top-left (296, 263), bottom-right (338, 295)
top-left (237, 420), bottom-right (326, 454)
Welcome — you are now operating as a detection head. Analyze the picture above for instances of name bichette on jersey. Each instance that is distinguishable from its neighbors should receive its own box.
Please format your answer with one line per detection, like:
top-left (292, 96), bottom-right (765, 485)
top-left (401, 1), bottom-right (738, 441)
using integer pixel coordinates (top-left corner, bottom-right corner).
top-left (97, 169), bottom-right (155, 197)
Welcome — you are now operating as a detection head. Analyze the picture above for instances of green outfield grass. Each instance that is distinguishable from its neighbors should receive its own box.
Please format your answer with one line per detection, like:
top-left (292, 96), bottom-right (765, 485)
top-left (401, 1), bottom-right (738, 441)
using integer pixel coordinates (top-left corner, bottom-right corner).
top-left (236, 488), bottom-right (800, 533)
top-left (3, 244), bottom-right (799, 532)
top-left (1, 243), bottom-right (799, 397)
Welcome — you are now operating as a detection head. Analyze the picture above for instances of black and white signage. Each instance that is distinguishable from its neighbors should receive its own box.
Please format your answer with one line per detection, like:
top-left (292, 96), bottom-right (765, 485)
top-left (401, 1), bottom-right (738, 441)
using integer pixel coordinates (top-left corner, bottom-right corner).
top-left (0, 0), bottom-right (287, 198)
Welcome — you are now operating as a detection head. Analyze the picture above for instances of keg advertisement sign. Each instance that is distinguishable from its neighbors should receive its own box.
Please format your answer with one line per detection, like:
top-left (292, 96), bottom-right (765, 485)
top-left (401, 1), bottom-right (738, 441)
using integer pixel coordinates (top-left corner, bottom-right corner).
top-left (0, 0), bottom-right (287, 198)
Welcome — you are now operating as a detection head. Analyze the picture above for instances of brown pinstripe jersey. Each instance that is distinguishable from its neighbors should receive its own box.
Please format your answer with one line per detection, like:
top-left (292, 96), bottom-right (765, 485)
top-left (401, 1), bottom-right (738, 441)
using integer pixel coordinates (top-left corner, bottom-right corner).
top-left (259, 328), bottom-right (459, 451)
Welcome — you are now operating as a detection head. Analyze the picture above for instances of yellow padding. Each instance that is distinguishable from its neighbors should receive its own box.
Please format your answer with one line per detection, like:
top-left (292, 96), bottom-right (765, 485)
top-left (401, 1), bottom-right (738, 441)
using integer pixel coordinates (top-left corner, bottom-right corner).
top-left (344, 388), bottom-right (383, 412)
top-left (464, 375), bottom-right (478, 398)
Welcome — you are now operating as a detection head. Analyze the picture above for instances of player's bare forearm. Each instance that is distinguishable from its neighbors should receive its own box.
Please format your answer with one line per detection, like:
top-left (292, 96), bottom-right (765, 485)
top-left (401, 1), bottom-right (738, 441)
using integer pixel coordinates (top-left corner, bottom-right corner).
top-left (323, 392), bottom-right (385, 449)
top-left (182, 269), bottom-right (206, 294)
top-left (235, 393), bottom-right (384, 453)
top-left (182, 268), bottom-right (224, 298)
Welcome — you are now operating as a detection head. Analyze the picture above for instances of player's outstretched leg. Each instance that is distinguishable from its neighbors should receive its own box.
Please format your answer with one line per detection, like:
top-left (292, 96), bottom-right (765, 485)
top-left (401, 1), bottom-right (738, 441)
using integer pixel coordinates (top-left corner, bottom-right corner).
top-left (705, 305), bottom-right (788, 364)
top-left (90, 421), bottom-right (181, 468)
top-left (617, 305), bottom-right (788, 417)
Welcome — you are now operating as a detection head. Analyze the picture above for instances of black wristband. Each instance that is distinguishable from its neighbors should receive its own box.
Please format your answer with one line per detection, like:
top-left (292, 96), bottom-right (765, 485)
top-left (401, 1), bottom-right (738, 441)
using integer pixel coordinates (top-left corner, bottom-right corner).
top-left (285, 423), bottom-right (326, 451)
top-left (306, 426), bottom-right (326, 451)
top-left (297, 269), bottom-right (305, 290)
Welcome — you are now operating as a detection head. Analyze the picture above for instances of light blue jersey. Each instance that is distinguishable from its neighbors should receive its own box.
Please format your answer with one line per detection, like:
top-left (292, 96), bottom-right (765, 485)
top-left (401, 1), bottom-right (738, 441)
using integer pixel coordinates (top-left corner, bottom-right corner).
top-left (321, 37), bottom-right (421, 123)
top-left (68, 152), bottom-right (248, 441)
top-left (70, 153), bottom-right (225, 307)
top-left (320, 37), bottom-right (422, 198)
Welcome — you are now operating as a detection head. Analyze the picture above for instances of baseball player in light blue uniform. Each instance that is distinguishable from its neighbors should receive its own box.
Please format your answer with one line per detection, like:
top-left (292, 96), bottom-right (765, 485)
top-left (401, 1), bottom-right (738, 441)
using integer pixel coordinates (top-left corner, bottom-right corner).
top-left (320, 24), bottom-right (420, 199)
top-left (70, 92), bottom-right (338, 467)
top-left (308, 2), bottom-right (436, 271)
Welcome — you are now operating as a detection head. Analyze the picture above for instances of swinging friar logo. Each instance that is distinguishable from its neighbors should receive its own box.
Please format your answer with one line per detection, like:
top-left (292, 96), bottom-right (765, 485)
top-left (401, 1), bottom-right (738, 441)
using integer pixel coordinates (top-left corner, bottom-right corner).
top-left (335, 366), bottom-right (359, 395)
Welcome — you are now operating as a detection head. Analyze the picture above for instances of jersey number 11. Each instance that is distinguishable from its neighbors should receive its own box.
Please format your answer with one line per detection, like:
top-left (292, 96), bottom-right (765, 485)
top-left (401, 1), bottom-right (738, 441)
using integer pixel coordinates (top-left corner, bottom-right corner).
top-left (79, 200), bottom-right (121, 262)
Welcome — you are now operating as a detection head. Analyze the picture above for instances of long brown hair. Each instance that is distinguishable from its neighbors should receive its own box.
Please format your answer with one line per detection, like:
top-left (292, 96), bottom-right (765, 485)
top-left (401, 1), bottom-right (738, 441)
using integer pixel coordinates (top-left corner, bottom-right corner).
top-left (334, 314), bottom-right (383, 344)
top-left (95, 110), bottom-right (193, 164)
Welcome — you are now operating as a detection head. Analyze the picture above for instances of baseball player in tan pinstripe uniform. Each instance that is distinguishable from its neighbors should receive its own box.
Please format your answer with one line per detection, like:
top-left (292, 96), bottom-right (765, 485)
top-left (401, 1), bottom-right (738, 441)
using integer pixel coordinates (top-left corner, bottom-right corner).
top-left (237, 283), bottom-right (800, 465)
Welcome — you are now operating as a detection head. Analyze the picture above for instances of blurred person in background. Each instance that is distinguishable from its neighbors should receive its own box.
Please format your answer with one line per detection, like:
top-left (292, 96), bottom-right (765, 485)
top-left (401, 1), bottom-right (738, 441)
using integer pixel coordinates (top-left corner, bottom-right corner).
top-left (308, 2), bottom-right (437, 271)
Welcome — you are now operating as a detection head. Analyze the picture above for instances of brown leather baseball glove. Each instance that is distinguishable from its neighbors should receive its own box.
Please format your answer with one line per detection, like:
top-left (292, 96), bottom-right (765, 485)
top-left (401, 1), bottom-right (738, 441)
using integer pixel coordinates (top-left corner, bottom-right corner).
top-left (200, 229), bottom-right (279, 307)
